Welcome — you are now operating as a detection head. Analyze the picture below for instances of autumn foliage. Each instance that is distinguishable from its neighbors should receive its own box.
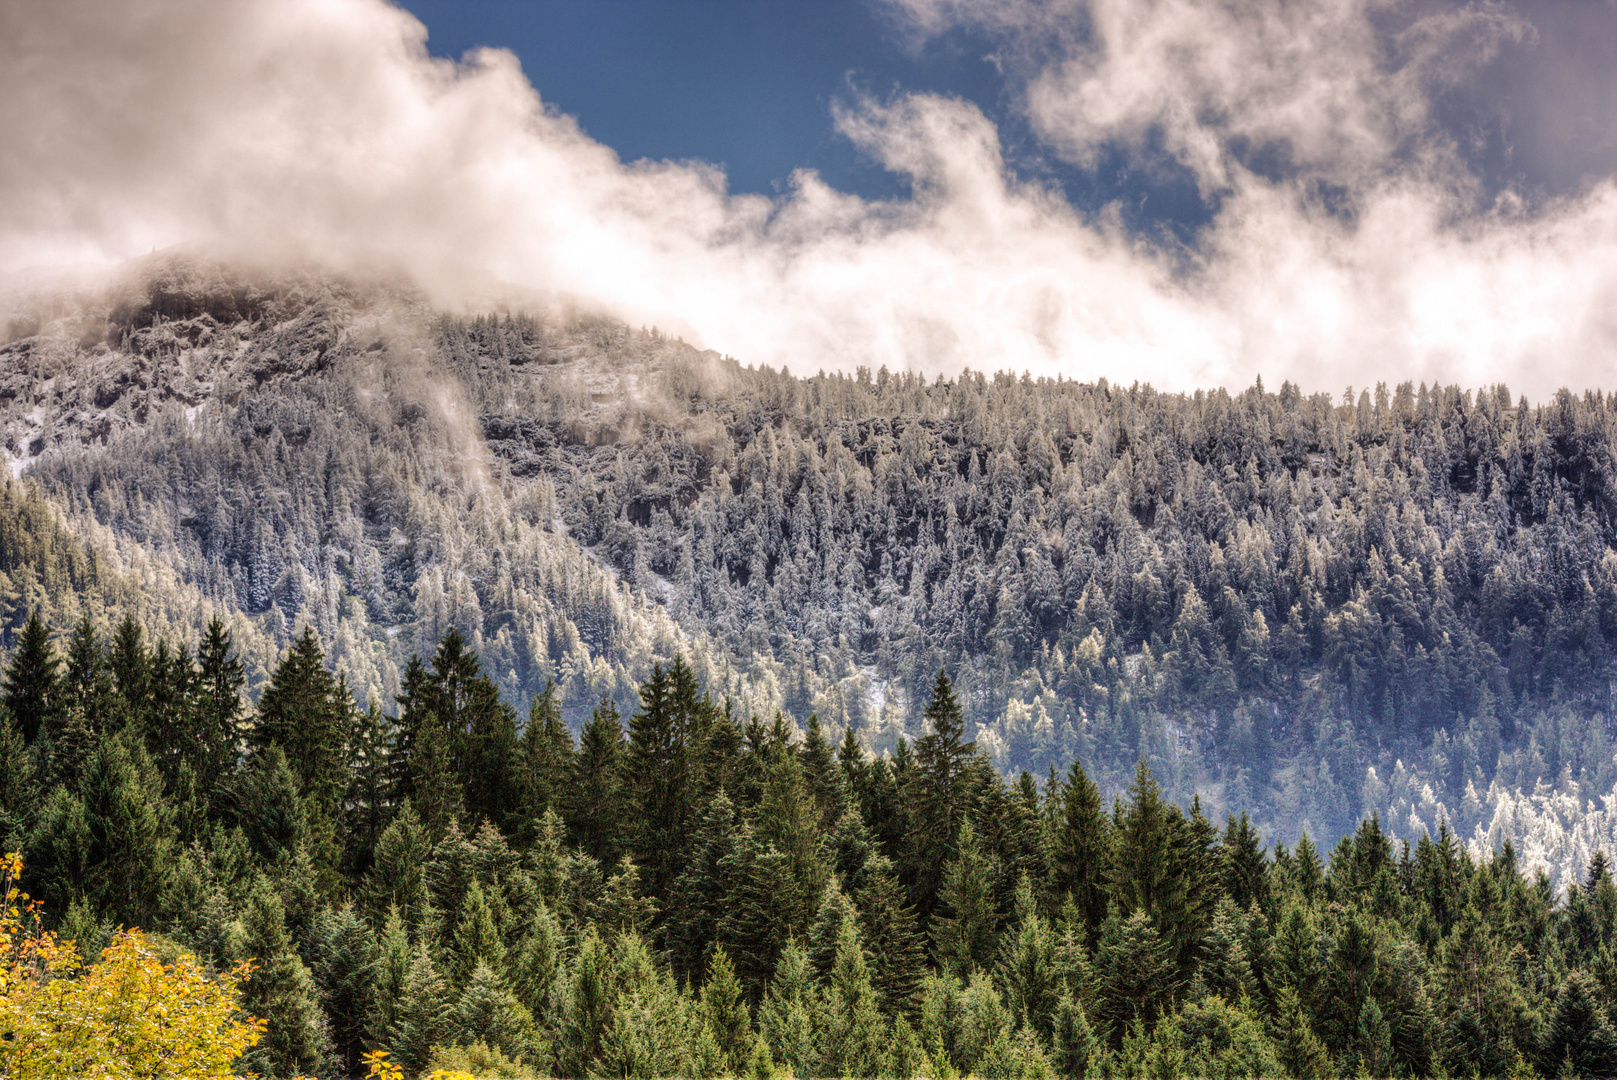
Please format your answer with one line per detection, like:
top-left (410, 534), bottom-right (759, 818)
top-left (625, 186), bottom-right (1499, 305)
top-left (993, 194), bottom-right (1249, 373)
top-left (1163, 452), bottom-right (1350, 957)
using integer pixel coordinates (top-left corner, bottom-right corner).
top-left (0, 850), bottom-right (264, 1079)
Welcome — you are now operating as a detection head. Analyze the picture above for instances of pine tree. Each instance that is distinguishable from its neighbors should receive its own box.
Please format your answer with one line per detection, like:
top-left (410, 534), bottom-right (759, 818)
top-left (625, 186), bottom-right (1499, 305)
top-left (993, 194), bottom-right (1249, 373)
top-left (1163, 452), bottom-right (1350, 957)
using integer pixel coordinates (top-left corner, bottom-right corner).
top-left (3, 609), bottom-right (60, 744)
top-left (1050, 756), bottom-right (1109, 940)
top-left (799, 713), bottom-right (845, 828)
top-left (566, 697), bottom-right (624, 868)
top-left (361, 800), bottom-right (431, 928)
top-left (1051, 991), bottom-right (1097, 1079)
top-left (509, 896), bottom-right (565, 1024)
top-left (822, 916), bottom-right (888, 1079)
top-left (75, 733), bottom-right (175, 929)
top-left (932, 819), bottom-right (1000, 977)
top-left (702, 946), bottom-right (752, 1073)
top-left (239, 876), bottom-right (335, 1079)
top-left (908, 669), bottom-right (977, 918)
top-left (1269, 984), bottom-right (1332, 1079)
top-left (452, 877), bottom-right (507, 986)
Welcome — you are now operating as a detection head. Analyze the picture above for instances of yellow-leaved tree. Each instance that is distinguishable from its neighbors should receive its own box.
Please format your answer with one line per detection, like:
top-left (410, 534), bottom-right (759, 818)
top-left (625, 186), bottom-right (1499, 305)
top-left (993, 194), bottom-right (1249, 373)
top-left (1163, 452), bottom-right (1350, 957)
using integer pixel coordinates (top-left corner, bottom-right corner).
top-left (0, 850), bottom-right (265, 1079)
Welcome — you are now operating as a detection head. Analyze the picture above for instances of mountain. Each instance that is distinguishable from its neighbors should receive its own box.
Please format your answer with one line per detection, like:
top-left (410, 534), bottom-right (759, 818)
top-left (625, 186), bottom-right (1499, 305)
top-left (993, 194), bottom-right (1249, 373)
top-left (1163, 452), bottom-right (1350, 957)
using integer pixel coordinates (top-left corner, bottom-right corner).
top-left (6, 252), bottom-right (1617, 871)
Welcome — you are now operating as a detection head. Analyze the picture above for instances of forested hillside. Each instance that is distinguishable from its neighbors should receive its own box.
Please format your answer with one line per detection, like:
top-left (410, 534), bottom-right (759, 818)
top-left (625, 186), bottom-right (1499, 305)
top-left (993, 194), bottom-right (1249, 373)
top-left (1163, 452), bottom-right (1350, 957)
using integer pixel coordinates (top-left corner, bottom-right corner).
top-left (4, 618), bottom-right (1617, 1079)
top-left (7, 253), bottom-right (1617, 869)
top-left (482, 320), bottom-right (1617, 861)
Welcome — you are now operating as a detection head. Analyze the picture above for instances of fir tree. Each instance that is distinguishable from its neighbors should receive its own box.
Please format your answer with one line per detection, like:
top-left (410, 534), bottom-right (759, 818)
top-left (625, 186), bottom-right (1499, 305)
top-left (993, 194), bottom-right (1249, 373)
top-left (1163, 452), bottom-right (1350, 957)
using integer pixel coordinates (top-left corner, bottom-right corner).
top-left (908, 669), bottom-right (977, 918)
top-left (566, 697), bottom-right (624, 868)
top-left (823, 916), bottom-right (888, 1079)
top-left (239, 876), bottom-right (335, 1079)
top-left (3, 609), bottom-right (60, 744)
top-left (701, 946), bottom-right (752, 1073)
top-left (1050, 756), bottom-right (1109, 939)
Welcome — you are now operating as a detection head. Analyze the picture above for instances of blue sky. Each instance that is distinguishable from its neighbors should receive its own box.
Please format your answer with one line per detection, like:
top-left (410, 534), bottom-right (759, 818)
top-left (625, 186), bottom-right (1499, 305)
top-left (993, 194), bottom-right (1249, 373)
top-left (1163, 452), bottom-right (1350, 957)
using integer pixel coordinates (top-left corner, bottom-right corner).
top-left (397, 0), bottom-right (1005, 200)
top-left (395, 0), bottom-right (1215, 235)
top-left (10, 0), bottom-right (1617, 396)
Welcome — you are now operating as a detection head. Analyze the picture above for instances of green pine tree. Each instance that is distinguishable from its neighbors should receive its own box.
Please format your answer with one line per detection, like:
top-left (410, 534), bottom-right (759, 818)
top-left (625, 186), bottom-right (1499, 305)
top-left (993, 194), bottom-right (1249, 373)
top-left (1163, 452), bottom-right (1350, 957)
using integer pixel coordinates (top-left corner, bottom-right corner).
top-left (239, 875), bottom-right (336, 1079)
top-left (3, 608), bottom-right (60, 744)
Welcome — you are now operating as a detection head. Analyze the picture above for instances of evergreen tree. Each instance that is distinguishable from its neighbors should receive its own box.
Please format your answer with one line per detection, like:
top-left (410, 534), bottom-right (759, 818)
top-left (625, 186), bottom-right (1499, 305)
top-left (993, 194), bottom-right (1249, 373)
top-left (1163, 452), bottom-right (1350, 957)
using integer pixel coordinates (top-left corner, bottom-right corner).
top-left (1222, 811), bottom-right (1270, 914)
top-left (759, 939), bottom-right (820, 1079)
top-left (1050, 756), bottom-right (1109, 939)
top-left (452, 877), bottom-right (507, 986)
top-left (389, 937), bottom-right (454, 1073)
top-left (859, 865), bottom-right (927, 1017)
top-left (823, 916), bottom-right (888, 1079)
top-left (239, 876), bottom-right (335, 1079)
top-left (1091, 907), bottom-right (1180, 1045)
top-left (193, 616), bottom-right (246, 787)
top-left (931, 819), bottom-right (1001, 976)
top-left (0, 707), bottom-right (31, 849)
top-left (566, 697), bottom-right (624, 868)
top-left (1541, 970), bottom-right (1617, 1078)
top-left (518, 681), bottom-right (574, 830)
top-left (252, 629), bottom-right (350, 813)
top-left (907, 669), bottom-right (977, 918)
top-left (622, 657), bottom-right (706, 902)
top-left (314, 903), bottom-right (379, 1078)
top-left (701, 946), bottom-right (752, 1073)
top-left (451, 960), bottom-right (543, 1067)
top-left (3, 609), bottom-right (60, 744)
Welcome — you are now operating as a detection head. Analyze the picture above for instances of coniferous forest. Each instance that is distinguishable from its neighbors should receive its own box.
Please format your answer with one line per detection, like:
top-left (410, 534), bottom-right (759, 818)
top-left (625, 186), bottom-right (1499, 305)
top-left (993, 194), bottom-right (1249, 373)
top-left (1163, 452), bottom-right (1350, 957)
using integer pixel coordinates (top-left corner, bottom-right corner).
top-left (8, 257), bottom-right (1617, 887)
top-left (9, 259), bottom-right (1617, 1077)
top-left (4, 611), bottom-right (1617, 1079)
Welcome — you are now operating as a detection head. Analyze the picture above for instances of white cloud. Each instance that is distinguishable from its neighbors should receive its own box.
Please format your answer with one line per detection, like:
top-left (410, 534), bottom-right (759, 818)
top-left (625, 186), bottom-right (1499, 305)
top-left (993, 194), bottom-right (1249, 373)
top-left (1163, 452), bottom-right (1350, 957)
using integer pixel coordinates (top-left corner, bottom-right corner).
top-left (2, 0), bottom-right (1615, 398)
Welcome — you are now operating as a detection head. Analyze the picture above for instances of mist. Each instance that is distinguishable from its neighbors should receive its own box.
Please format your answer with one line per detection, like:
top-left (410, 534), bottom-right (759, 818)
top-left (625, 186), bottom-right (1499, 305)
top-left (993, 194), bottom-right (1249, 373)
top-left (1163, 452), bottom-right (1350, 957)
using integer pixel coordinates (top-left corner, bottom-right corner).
top-left (3, 0), bottom-right (1617, 398)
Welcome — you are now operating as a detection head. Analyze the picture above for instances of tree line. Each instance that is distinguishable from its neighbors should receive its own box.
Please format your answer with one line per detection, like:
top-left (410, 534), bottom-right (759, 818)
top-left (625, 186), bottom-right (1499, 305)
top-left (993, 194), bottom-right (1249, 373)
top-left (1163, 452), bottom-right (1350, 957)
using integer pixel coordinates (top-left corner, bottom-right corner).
top-left (4, 613), bottom-right (1617, 1078)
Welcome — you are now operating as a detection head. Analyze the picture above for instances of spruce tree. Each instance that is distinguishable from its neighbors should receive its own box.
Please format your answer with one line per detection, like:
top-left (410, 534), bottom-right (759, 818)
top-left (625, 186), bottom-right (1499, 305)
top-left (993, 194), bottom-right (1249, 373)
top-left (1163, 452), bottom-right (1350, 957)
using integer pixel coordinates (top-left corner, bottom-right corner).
top-left (517, 680), bottom-right (573, 829)
top-left (3, 609), bottom-right (60, 744)
top-left (0, 707), bottom-right (31, 850)
top-left (858, 865), bottom-right (927, 1017)
top-left (253, 628), bottom-right (351, 813)
top-left (623, 657), bottom-right (706, 901)
top-left (451, 960), bottom-right (543, 1067)
top-left (389, 937), bottom-right (454, 1073)
top-left (314, 903), bottom-right (379, 1077)
top-left (823, 917), bottom-right (888, 1079)
top-left (702, 946), bottom-right (752, 1073)
top-left (931, 819), bottom-right (1000, 976)
top-left (193, 615), bottom-right (245, 786)
top-left (1222, 811), bottom-right (1271, 913)
top-left (566, 697), bottom-right (624, 868)
top-left (239, 876), bottom-right (335, 1079)
top-left (759, 939), bottom-right (820, 1079)
top-left (908, 669), bottom-right (976, 917)
top-left (1050, 756), bottom-right (1109, 939)
top-left (107, 613), bottom-right (150, 721)
top-left (1090, 907), bottom-right (1179, 1045)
